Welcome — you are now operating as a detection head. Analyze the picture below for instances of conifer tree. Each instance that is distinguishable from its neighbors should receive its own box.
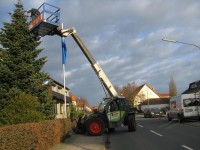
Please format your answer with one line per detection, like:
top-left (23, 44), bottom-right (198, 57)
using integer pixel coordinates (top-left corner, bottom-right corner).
top-left (0, 0), bottom-right (54, 119)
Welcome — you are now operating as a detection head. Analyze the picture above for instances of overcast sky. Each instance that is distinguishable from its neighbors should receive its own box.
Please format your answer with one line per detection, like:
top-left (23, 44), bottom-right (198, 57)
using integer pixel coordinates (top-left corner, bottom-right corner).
top-left (1, 0), bottom-right (200, 106)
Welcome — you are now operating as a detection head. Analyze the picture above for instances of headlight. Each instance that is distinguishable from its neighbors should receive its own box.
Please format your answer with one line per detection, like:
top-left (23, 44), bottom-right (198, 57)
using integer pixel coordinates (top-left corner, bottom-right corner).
top-left (151, 112), bottom-right (154, 114)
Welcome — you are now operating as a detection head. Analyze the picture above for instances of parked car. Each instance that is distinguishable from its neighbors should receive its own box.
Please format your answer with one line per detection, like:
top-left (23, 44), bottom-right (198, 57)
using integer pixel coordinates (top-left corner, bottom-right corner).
top-left (143, 108), bottom-right (163, 118)
top-left (160, 107), bottom-right (169, 116)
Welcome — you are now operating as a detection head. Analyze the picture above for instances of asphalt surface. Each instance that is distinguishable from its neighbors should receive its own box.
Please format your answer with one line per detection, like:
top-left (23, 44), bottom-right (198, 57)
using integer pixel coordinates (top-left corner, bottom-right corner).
top-left (51, 114), bottom-right (200, 150)
top-left (110, 116), bottom-right (200, 150)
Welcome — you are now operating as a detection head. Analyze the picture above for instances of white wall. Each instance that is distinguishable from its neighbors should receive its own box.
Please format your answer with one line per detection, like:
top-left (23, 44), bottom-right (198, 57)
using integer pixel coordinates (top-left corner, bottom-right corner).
top-left (141, 104), bottom-right (169, 111)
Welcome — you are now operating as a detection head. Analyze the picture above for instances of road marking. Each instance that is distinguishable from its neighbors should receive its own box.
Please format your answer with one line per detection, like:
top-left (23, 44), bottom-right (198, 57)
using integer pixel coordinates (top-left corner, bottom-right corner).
top-left (138, 124), bottom-right (143, 127)
top-left (150, 130), bottom-right (163, 137)
top-left (182, 145), bottom-right (194, 150)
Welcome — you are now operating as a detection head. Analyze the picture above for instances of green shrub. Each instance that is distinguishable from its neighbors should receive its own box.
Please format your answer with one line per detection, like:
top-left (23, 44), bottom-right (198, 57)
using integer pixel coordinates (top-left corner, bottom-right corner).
top-left (0, 119), bottom-right (71, 150)
top-left (0, 93), bottom-right (45, 126)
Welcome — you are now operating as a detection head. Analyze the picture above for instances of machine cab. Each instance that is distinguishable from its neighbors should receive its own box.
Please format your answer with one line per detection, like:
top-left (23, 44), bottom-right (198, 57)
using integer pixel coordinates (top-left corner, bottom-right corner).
top-left (98, 97), bottom-right (130, 125)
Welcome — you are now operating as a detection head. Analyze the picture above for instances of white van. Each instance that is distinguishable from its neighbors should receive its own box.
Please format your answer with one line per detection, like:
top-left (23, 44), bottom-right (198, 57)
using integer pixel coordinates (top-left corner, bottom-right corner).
top-left (167, 94), bottom-right (200, 123)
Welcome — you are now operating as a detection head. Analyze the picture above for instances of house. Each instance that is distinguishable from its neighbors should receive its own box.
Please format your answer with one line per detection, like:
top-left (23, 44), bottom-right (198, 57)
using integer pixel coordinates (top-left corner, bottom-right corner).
top-left (133, 83), bottom-right (160, 108)
top-left (140, 98), bottom-right (170, 111)
top-left (70, 95), bottom-right (92, 113)
top-left (182, 80), bottom-right (200, 95)
top-left (91, 105), bottom-right (99, 111)
top-left (71, 95), bottom-right (77, 106)
top-left (159, 93), bottom-right (170, 98)
top-left (133, 83), bottom-right (169, 111)
top-left (49, 78), bottom-right (71, 119)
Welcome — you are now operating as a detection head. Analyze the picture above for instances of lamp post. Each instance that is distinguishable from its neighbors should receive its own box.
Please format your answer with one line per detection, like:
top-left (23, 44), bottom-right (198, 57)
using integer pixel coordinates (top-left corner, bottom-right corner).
top-left (162, 39), bottom-right (200, 49)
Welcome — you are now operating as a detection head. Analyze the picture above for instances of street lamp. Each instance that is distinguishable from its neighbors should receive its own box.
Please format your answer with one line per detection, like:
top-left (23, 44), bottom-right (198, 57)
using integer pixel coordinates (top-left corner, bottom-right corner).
top-left (162, 38), bottom-right (200, 49)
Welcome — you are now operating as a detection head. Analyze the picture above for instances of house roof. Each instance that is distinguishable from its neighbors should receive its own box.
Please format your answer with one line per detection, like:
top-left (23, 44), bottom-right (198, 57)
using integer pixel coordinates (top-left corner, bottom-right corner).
top-left (132, 84), bottom-right (144, 97)
top-left (182, 88), bottom-right (200, 94)
top-left (159, 93), bottom-right (170, 98)
top-left (182, 80), bottom-right (200, 94)
top-left (49, 77), bottom-right (70, 90)
top-left (71, 95), bottom-right (77, 101)
top-left (91, 105), bottom-right (99, 111)
top-left (133, 83), bottom-right (160, 98)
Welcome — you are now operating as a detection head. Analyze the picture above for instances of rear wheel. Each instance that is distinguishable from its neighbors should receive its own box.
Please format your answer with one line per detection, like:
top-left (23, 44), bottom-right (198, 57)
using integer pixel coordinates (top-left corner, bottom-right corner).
top-left (128, 115), bottom-right (136, 132)
top-left (86, 118), bottom-right (105, 136)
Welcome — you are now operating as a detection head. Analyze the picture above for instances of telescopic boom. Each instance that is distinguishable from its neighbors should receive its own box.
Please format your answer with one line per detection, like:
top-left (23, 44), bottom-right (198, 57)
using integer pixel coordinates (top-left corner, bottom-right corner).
top-left (59, 28), bottom-right (118, 97)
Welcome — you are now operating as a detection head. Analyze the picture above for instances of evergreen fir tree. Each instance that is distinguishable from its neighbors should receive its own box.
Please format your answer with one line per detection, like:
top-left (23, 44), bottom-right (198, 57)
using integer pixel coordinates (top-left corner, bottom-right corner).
top-left (0, 0), bottom-right (54, 119)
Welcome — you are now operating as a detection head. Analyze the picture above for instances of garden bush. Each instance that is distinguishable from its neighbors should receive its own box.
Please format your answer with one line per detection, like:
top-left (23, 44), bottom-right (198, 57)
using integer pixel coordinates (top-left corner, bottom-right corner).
top-left (0, 93), bottom-right (45, 126)
top-left (0, 119), bottom-right (71, 150)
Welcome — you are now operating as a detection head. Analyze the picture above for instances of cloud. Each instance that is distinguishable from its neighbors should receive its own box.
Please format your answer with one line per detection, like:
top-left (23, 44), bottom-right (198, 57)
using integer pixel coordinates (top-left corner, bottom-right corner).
top-left (1, 0), bottom-right (200, 106)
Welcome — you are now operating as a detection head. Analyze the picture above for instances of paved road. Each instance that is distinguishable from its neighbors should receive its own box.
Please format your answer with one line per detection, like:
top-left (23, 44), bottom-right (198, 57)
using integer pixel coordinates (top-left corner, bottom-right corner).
top-left (109, 116), bottom-right (200, 150)
top-left (51, 115), bottom-right (200, 150)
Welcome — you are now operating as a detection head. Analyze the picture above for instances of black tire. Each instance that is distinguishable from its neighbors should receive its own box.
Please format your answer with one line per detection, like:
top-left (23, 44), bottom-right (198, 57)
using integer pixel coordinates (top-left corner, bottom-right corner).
top-left (108, 128), bottom-right (115, 132)
top-left (167, 114), bottom-right (172, 121)
top-left (128, 115), bottom-right (136, 132)
top-left (86, 118), bottom-right (105, 136)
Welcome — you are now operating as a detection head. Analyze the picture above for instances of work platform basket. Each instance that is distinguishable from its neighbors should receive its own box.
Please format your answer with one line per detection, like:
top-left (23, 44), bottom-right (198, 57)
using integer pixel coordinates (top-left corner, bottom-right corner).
top-left (28, 3), bottom-right (60, 37)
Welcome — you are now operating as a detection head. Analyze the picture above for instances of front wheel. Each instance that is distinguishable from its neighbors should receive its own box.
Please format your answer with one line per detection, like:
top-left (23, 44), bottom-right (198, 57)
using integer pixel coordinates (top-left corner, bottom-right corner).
top-left (86, 118), bottom-right (105, 136)
top-left (128, 115), bottom-right (136, 132)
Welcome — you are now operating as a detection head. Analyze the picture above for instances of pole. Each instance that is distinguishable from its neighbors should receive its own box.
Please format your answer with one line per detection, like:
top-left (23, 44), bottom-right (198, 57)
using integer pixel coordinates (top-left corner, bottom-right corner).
top-left (62, 23), bottom-right (67, 118)
top-left (63, 64), bottom-right (67, 118)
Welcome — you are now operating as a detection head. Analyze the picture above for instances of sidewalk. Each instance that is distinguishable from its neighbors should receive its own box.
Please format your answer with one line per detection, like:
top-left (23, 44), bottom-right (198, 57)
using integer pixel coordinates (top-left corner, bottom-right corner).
top-left (51, 132), bottom-right (109, 150)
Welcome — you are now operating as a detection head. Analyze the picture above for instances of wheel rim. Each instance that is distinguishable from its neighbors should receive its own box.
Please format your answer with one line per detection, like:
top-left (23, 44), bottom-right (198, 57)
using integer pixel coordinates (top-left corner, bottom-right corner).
top-left (89, 121), bottom-right (102, 134)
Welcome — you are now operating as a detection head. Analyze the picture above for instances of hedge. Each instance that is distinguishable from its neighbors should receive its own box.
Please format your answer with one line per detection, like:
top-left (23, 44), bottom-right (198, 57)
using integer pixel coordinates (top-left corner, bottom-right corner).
top-left (0, 118), bottom-right (71, 150)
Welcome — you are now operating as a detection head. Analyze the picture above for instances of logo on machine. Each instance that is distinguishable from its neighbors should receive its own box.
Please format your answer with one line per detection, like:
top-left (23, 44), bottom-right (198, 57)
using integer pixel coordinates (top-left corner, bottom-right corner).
top-left (107, 111), bottom-right (120, 122)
